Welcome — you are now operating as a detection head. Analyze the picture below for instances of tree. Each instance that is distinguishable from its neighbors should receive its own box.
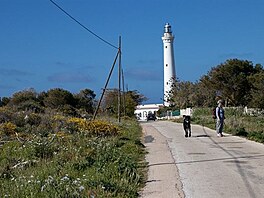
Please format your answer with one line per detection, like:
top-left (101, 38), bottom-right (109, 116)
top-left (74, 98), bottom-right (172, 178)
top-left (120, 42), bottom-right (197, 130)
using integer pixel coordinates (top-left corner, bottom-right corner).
top-left (101, 89), bottom-right (146, 117)
top-left (170, 80), bottom-right (195, 109)
top-left (202, 59), bottom-right (255, 106)
top-left (8, 88), bottom-right (43, 112)
top-left (43, 88), bottom-right (76, 109)
top-left (0, 97), bottom-right (10, 107)
top-left (125, 90), bottom-right (147, 116)
top-left (194, 76), bottom-right (220, 107)
top-left (248, 70), bottom-right (264, 108)
top-left (74, 89), bottom-right (96, 114)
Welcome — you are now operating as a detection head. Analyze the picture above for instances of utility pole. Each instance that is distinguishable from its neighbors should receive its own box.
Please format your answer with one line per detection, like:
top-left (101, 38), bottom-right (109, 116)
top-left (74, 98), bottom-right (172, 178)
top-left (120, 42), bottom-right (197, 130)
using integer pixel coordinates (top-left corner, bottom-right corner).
top-left (122, 68), bottom-right (126, 116)
top-left (118, 36), bottom-right (121, 123)
top-left (93, 36), bottom-right (122, 122)
top-left (93, 50), bottom-right (119, 120)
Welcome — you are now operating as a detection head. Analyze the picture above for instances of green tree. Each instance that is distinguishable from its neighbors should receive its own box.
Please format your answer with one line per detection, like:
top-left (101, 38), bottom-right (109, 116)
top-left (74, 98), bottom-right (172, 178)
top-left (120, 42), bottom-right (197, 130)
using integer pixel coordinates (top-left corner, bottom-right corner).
top-left (195, 76), bottom-right (219, 107)
top-left (8, 88), bottom-right (43, 112)
top-left (202, 59), bottom-right (255, 106)
top-left (171, 80), bottom-right (195, 109)
top-left (0, 97), bottom-right (10, 106)
top-left (248, 70), bottom-right (264, 108)
top-left (74, 89), bottom-right (96, 114)
top-left (43, 88), bottom-right (76, 109)
top-left (102, 89), bottom-right (146, 117)
top-left (125, 90), bottom-right (147, 117)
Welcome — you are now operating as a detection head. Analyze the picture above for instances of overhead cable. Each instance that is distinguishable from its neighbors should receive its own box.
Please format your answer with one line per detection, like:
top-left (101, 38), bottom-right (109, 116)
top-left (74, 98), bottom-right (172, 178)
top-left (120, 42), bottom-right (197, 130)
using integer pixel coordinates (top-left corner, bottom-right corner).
top-left (49, 0), bottom-right (118, 49)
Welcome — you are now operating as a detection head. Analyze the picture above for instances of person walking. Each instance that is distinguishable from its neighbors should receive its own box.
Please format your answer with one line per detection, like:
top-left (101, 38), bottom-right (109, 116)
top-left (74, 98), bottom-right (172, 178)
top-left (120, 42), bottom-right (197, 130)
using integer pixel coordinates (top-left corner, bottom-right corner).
top-left (216, 100), bottom-right (225, 137)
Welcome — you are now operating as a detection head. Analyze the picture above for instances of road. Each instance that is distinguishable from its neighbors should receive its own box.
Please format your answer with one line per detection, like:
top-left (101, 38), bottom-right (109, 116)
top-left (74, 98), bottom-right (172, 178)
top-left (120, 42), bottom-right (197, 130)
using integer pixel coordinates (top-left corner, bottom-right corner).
top-left (140, 121), bottom-right (264, 198)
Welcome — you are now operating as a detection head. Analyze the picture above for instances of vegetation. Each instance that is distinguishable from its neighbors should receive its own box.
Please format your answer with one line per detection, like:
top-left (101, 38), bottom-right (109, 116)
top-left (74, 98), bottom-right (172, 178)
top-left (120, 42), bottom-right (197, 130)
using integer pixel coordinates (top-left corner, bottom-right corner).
top-left (169, 59), bottom-right (264, 109)
top-left (167, 58), bottom-right (264, 144)
top-left (1, 57), bottom-right (263, 196)
top-left (191, 107), bottom-right (264, 143)
top-left (0, 87), bottom-right (147, 197)
top-left (101, 89), bottom-right (147, 117)
top-left (0, 112), bottom-right (146, 197)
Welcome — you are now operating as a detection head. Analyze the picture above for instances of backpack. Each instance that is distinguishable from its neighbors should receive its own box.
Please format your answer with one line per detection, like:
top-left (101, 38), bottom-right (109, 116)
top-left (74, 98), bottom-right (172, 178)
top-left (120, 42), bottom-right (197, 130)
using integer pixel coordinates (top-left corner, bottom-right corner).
top-left (212, 107), bottom-right (217, 119)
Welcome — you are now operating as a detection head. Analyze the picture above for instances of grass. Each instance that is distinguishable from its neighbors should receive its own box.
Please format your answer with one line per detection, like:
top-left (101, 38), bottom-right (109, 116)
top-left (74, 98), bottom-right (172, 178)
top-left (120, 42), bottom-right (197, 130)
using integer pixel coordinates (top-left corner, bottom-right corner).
top-left (0, 116), bottom-right (147, 197)
top-left (191, 107), bottom-right (264, 143)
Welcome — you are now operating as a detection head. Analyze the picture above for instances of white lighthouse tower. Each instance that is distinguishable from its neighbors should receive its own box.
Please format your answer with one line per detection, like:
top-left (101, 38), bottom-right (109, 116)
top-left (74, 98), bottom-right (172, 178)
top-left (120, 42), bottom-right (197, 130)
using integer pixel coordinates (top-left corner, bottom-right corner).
top-left (162, 23), bottom-right (176, 107)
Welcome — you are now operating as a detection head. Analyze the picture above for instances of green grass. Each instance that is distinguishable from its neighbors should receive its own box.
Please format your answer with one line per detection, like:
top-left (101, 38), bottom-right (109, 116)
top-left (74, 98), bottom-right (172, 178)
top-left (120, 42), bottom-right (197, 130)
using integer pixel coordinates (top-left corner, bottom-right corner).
top-left (0, 118), bottom-right (146, 198)
top-left (191, 107), bottom-right (264, 143)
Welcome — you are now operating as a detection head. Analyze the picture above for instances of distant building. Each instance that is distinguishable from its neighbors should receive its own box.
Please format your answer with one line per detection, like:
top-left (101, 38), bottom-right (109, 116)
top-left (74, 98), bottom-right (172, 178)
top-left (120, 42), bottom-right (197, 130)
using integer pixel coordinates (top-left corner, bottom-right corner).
top-left (135, 104), bottom-right (163, 121)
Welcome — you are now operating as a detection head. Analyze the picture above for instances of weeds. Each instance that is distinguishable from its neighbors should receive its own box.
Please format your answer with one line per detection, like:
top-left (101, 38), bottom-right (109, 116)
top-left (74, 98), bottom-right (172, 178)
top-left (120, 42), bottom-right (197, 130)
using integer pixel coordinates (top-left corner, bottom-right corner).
top-left (0, 111), bottom-right (145, 197)
top-left (192, 107), bottom-right (264, 143)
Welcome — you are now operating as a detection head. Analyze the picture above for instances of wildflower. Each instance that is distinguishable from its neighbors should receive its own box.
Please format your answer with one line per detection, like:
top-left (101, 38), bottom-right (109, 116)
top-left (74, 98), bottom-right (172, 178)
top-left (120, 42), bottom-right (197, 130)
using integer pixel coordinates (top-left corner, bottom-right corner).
top-left (79, 185), bottom-right (85, 191)
top-left (73, 180), bottom-right (78, 184)
top-left (41, 184), bottom-right (46, 192)
top-left (61, 175), bottom-right (70, 181)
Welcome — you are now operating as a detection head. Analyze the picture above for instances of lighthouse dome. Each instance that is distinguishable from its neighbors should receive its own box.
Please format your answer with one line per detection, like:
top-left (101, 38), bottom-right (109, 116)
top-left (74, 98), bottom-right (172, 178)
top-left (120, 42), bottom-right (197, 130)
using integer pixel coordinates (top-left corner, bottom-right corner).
top-left (164, 23), bottom-right (172, 33)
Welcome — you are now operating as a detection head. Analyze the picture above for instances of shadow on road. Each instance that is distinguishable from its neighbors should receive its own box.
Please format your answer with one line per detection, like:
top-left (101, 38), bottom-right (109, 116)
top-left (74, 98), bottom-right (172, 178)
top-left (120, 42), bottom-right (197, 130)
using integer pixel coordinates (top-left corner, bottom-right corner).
top-left (201, 126), bottom-right (259, 198)
top-left (147, 154), bottom-right (264, 167)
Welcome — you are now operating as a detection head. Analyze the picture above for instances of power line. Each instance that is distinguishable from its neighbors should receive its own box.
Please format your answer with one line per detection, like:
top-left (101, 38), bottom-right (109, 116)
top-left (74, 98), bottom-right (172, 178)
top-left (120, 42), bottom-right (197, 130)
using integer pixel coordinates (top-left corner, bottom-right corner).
top-left (49, 0), bottom-right (118, 49)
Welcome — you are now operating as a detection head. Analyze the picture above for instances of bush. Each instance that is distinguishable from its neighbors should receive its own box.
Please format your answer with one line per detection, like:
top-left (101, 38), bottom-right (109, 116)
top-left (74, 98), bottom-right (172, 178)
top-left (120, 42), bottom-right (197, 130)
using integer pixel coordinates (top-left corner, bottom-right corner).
top-left (0, 122), bottom-right (17, 136)
top-left (67, 118), bottom-right (120, 137)
top-left (248, 131), bottom-right (264, 143)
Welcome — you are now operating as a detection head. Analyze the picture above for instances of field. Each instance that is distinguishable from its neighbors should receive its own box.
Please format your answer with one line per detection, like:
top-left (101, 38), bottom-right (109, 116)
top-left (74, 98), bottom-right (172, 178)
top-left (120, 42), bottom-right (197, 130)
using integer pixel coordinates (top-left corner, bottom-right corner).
top-left (0, 113), bottom-right (147, 198)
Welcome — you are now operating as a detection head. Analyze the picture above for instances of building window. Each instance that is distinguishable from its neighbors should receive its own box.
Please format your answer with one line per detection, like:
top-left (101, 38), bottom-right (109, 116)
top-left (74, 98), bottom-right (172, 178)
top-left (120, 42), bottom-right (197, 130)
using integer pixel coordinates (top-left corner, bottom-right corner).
top-left (166, 64), bottom-right (168, 67)
top-left (165, 46), bottom-right (167, 48)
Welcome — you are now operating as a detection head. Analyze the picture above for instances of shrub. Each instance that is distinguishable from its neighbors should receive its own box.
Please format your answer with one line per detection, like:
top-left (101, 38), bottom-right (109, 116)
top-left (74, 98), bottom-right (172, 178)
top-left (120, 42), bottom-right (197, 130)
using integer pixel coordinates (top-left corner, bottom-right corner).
top-left (233, 127), bottom-right (248, 137)
top-left (0, 122), bottom-right (17, 136)
top-left (67, 118), bottom-right (120, 137)
top-left (248, 131), bottom-right (264, 143)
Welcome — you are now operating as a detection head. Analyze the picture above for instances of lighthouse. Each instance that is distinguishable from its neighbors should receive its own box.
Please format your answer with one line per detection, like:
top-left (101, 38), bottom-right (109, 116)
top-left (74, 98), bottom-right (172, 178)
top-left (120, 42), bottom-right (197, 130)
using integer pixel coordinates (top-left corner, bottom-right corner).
top-left (162, 23), bottom-right (176, 107)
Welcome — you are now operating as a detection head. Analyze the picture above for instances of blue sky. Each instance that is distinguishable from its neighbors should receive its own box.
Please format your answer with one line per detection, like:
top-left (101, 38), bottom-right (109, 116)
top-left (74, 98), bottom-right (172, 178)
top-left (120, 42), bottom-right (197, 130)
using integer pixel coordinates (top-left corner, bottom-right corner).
top-left (1, 0), bottom-right (264, 104)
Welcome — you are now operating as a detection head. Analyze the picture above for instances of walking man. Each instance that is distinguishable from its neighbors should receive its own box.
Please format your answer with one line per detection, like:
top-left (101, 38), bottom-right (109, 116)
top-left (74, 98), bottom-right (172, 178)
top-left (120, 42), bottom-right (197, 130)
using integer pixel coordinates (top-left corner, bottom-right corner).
top-left (216, 100), bottom-right (225, 137)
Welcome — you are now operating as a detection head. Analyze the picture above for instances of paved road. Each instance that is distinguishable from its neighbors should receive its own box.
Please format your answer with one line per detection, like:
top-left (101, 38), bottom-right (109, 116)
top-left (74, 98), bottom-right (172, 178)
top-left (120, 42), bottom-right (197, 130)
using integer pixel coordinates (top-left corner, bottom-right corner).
top-left (140, 121), bottom-right (264, 198)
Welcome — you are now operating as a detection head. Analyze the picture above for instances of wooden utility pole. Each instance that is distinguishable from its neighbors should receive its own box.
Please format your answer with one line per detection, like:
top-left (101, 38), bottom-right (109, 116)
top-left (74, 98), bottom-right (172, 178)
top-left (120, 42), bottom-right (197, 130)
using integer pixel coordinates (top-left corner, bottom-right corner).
top-left (93, 37), bottom-right (122, 122)
top-left (118, 36), bottom-right (121, 122)
top-left (122, 68), bottom-right (126, 116)
top-left (93, 50), bottom-right (119, 120)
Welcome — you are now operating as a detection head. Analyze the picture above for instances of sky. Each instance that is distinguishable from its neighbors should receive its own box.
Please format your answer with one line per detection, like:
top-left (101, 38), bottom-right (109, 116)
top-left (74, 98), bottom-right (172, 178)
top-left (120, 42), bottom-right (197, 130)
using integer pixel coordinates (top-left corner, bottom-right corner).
top-left (1, 0), bottom-right (264, 104)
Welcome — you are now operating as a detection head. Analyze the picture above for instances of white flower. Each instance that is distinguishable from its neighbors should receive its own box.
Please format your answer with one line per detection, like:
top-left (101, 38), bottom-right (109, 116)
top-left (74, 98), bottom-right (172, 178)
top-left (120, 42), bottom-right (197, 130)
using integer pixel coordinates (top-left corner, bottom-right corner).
top-left (79, 186), bottom-right (85, 191)
top-left (61, 175), bottom-right (70, 181)
top-left (73, 180), bottom-right (78, 184)
top-left (41, 184), bottom-right (46, 192)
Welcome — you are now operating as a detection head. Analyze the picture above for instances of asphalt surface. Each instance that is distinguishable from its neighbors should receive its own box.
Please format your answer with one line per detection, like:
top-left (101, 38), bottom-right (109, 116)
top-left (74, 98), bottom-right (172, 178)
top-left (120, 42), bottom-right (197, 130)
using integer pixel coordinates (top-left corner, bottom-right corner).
top-left (140, 121), bottom-right (264, 198)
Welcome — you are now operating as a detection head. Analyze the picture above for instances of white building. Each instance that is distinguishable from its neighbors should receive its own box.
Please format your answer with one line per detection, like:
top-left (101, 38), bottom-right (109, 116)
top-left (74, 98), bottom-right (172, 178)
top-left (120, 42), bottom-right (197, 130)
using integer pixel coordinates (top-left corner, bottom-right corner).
top-left (162, 23), bottom-right (176, 107)
top-left (135, 104), bottom-right (163, 121)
